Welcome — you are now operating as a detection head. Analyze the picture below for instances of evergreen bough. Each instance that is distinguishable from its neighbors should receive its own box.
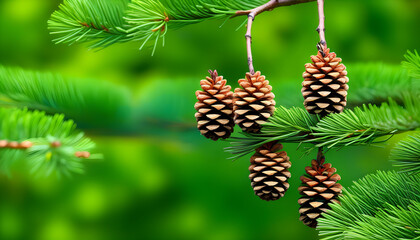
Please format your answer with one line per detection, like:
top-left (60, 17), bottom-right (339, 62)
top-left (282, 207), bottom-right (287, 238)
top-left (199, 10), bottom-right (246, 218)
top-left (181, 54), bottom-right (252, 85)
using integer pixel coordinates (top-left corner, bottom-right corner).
top-left (3, 0), bottom-right (419, 238)
top-left (318, 171), bottom-right (420, 240)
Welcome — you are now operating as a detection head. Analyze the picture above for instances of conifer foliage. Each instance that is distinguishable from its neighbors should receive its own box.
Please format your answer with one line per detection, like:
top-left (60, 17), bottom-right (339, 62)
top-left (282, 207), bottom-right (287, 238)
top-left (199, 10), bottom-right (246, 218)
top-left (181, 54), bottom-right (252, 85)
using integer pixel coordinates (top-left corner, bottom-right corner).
top-left (318, 171), bottom-right (420, 240)
top-left (42, 0), bottom-right (420, 237)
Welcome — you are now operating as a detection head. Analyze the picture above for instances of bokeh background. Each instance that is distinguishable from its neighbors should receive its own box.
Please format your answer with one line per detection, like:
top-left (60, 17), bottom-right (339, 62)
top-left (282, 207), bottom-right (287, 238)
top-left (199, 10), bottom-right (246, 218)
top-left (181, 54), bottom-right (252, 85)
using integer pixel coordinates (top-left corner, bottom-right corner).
top-left (0, 0), bottom-right (419, 239)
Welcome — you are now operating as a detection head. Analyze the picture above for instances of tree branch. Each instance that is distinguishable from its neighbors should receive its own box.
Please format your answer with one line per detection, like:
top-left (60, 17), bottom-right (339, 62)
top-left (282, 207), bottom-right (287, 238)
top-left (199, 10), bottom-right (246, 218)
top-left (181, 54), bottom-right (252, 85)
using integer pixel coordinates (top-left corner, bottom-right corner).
top-left (236, 0), bottom-right (317, 74)
top-left (316, 0), bottom-right (327, 51)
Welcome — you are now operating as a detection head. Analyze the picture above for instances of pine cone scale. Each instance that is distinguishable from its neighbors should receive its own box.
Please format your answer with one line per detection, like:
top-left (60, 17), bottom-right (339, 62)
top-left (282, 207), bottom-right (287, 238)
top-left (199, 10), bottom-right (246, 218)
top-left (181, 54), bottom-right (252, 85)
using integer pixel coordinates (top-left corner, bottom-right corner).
top-left (234, 71), bottom-right (276, 133)
top-left (249, 142), bottom-right (291, 201)
top-left (298, 158), bottom-right (342, 228)
top-left (195, 70), bottom-right (234, 141)
top-left (302, 48), bottom-right (349, 115)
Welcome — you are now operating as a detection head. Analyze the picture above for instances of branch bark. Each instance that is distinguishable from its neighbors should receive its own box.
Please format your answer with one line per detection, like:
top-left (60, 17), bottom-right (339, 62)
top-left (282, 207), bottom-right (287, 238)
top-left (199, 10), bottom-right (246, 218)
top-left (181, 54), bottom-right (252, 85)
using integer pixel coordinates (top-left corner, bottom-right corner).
top-left (236, 0), bottom-right (317, 74)
top-left (316, 0), bottom-right (327, 51)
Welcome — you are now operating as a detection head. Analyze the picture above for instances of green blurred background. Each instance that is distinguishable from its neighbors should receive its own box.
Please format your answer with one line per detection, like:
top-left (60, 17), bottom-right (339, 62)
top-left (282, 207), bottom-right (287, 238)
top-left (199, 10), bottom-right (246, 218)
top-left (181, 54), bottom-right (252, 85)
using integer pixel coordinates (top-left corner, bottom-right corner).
top-left (0, 0), bottom-right (419, 239)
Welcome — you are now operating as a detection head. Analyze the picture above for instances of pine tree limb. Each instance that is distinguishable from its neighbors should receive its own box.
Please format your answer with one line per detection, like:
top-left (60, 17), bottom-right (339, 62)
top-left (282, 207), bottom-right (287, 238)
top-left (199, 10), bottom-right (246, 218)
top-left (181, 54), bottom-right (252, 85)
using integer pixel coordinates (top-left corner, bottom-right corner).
top-left (49, 0), bottom-right (317, 52)
top-left (318, 171), bottom-right (420, 240)
top-left (48, 0), bottom-right (130, 49)
top-left (239, 0), bottom-right (317, 74)
top-left (226, 98), bottom-right (420, 158)
top-left (0, 108), bottom-right (101, 177)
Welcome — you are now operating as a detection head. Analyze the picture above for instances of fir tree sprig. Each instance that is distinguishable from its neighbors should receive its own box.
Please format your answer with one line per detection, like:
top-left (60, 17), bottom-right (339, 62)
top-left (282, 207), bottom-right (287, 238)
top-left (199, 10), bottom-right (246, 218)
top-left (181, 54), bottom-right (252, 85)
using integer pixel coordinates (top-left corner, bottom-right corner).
top-left (227, 98), bottom-right (420, 158)
top-left (403, 50), bottom-right (420, 79)
top-left (0, 65), bottom-right (131, 128)
top-left (226, 106), bottom-right (318, 158)
top-left (390, 134), bottom-right (420, 175)
top-left (317, 171), bottom-right (420, 240)
top-left (48, 0), bottom-right (130, 49)
top-left (49, 0), bottom-right (315, 52)
top-left (0, 108), bottom-right (100, 177)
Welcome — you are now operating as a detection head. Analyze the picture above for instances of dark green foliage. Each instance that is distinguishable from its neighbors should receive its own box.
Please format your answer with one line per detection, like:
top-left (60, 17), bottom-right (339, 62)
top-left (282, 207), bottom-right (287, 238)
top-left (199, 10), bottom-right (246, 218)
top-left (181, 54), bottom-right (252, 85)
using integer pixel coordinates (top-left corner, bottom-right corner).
top-left (318, 171), bottom-right (420, 240)
top-left (390, 134), bottom-right (420, 175)
top-left (348, 63), bottom-right (418, 106)
top-left (0, 65), bottom-right (131, 128)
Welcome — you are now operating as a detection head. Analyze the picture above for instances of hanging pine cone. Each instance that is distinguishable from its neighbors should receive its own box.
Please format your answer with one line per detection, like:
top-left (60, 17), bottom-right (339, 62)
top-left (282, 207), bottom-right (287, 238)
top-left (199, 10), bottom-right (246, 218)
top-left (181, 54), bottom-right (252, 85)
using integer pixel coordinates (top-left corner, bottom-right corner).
top-left (301, 47), bottom-right (349, 115)
top-left (249, 141), bottom-right (291, 201)
top-left (194, 70), bottom-right (234, 141)
top-left (234, 71), bottom-right (276, 133)
top-left (298, 156), bottom-right (342, 228)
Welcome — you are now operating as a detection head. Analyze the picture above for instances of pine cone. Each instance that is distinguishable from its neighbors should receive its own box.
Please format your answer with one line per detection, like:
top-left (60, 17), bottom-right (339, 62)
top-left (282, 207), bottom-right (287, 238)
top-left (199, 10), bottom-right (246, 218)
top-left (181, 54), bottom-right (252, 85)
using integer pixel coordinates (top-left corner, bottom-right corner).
top-left (298, 157), bottom-right (342, 228)
top-left (249, 141), bottom-right (291, 201)
top-left (195, 70), bottom-right (234, 141)
top-left (302, 48), bottom-right (349, 115)
top-left (234, 71), bottom-right (276, 133)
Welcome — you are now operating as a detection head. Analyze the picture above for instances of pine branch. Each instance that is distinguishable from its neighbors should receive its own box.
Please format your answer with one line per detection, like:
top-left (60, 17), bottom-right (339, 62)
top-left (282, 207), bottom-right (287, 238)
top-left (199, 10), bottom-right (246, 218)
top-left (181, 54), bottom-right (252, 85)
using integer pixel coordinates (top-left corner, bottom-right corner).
top-left (308, 97), bottom-right (420, 148)
top-left (390, 133), bottom-right (420, 175)
top-left (48, 0), bottom-right (130, 49)
top-left (226, 98), bottom-right (420, 158)
top-left (0, 108), bottom-right (101, 177)
top-left (226, 106), bottom-right (318, 158)
top-left (49, 0), bottom-right (316, 52)
top-left (318, 171), bottom-right (420, 240)
top-left (402, 50), bottom-right (420, 79)
top-left (0, 65), bottom-right (131, 129)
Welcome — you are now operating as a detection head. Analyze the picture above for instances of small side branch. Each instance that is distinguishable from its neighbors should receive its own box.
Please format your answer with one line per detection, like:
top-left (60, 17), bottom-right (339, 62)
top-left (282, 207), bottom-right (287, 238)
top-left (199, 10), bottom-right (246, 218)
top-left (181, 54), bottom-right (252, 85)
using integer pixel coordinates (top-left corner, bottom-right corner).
top-left (237, 0), bottom-right (317, 73)
top-left (245, 15), bottom-right (255, 74)
top-left (316, 147), bottom-right (325, 165)
top-left (316, 0), bottom-right (327, 51)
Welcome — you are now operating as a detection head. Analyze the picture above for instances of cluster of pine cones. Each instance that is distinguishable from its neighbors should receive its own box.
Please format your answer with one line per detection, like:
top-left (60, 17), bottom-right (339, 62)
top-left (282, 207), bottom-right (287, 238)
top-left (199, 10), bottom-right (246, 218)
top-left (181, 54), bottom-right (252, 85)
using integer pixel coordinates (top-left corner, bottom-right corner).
top-left (194, 46), bottom-right (347, 228)
top-left (194, 70), bottom-right (276, 139)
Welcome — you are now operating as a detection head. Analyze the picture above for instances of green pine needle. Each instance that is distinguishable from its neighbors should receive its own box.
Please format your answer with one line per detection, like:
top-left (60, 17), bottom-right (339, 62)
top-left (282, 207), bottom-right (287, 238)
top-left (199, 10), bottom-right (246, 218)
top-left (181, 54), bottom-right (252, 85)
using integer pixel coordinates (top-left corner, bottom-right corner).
top-left (348, 63), bottom-right (418, 107)
top-left (0, 108), bottom-right (99, 177)
top-left (48, 0), bottom-right (275, 51)
top-left (0, 65), bottom-right (131, 129)
top-left (227, 98), bottom-right (420, 158)
top-left (48, 0), bottom-right (130, 49)
top-left (390, 133), bottom-right (420, 175)
top-left (318, 171), bottom-right (420, 240)
top-left (403, 50), bottom-right (420, 79)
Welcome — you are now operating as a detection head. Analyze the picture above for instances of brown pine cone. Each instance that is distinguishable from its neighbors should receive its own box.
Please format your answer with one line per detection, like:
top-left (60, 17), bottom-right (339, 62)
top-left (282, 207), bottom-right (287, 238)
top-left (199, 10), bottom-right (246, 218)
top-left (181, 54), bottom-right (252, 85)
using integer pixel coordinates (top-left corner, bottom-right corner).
top-left (298, 157), bottom-right (342, 228)
top-left (302, 48), bottom-right (349, 116)
top-left (194, 70), bottom-right (234, 141)
top-left (249, 141), bottom-right (291, 201)
top-left (234, 71), bottom-right (276, 133)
